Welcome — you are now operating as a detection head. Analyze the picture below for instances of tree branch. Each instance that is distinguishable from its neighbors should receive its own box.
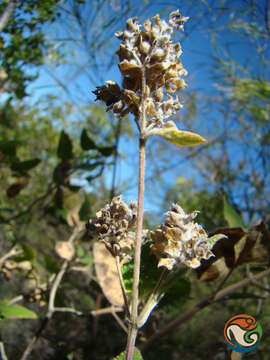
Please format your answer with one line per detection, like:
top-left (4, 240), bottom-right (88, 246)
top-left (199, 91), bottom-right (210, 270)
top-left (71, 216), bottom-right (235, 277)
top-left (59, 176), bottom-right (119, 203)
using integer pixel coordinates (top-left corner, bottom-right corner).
top-left (3, 185), bottom-right (56, 223)
top-left (140, 267), bottom-right (270, 352)
top-left (265, 0), bottom-right (270, 36)
top-left (0, 0), bottom-right (17, 33)
top-left (20, 226), bottom-right (82, 360)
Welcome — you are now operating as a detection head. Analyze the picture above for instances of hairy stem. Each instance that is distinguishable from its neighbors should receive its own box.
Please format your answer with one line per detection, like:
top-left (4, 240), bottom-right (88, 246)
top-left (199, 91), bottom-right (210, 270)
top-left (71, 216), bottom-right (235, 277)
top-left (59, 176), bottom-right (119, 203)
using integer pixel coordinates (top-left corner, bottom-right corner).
top-left (126, 67), bottom-right (147, 360)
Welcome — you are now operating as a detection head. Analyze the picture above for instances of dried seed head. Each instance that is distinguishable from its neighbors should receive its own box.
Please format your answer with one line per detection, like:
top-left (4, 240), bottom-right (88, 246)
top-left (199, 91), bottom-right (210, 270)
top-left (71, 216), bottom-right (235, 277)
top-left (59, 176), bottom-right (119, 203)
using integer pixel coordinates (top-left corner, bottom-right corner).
top-left (86, 196), bottom-right (137, 258)
top-left (92, 10), bottom-right (188, 125)
top-left (92, 81), bottom-right (122, 109)
top-left (151, 204), bottom-right (214, 270)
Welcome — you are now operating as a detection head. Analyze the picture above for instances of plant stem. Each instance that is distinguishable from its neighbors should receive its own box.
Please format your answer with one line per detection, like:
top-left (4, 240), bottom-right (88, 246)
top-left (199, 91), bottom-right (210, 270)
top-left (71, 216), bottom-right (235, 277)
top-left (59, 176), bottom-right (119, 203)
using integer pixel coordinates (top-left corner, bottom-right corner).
top-left (126, 67), bottom-right (147, 360)
top-left (115, 255), bottom-right (131, 319)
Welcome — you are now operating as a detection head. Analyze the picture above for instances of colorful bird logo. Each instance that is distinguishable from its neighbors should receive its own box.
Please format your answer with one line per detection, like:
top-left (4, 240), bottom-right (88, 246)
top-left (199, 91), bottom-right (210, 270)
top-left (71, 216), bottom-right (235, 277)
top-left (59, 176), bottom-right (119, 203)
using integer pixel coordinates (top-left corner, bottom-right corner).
top-left (224, 314), bottom-right (262, 353)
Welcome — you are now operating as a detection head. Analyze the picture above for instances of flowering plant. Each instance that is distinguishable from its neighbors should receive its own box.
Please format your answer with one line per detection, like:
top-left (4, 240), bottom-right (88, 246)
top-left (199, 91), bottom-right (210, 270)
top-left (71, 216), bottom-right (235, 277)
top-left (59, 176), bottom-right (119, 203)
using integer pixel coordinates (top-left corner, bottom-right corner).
top-left (91, 10), bottom-right (217, 360)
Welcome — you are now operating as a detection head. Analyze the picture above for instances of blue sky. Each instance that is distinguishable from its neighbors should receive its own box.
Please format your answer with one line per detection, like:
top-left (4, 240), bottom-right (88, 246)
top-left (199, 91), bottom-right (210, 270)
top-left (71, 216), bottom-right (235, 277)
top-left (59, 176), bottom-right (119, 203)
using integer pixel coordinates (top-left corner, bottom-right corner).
top-left (25, 0), bottom-right (269, 222)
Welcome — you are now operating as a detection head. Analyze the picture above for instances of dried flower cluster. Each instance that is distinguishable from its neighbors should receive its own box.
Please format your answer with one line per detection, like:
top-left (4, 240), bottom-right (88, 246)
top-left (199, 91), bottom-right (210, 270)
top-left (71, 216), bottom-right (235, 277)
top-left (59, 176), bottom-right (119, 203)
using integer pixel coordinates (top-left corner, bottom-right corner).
top-left (93, 10), bottom-right (188, 127)
top-left (86, 196), bottom-right (137, 257)
top-left (151, 204), bottom-right (214, 270)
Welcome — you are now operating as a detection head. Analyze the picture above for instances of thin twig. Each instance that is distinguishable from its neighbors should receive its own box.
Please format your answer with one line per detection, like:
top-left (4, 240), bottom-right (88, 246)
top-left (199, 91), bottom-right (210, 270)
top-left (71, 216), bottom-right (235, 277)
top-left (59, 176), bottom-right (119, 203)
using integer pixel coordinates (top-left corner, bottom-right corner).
top-left (115, 256), bottom-right (131, 319)
top-left (0, 341), bottom-right (8, 360)
top-left (0, 246), bottom-right (22, 267)
top-left (91, 306), bottom-right (123, 316)
top-left (3, 185), bottom-right (56, 223)
top-left (247, 266), bottom-right (270, 292)
top-left (111, 310), bottom-right (128, 333)
top-left (92, 292), bottom-right (102, 338)
top-left (0, 0), bottom-right (17, 32)
top-left (140, 267), bottom-right (270, 351)
top-left (53, 307), bottom-right (84, 316)
top-left (265, 0), bottom-right (270, 36)
top-left (209, 267), bottom-right (234, 301)
top-left (8, 295), bottom-right (23, 305)
top-left (20, 226), bottom-right (82, 360)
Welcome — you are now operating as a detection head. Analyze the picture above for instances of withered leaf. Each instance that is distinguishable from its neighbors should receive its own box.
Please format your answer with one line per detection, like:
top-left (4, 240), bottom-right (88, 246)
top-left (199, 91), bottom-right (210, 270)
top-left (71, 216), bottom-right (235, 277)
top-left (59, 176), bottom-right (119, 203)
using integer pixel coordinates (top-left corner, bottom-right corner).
top-left (6, 176), bottom-right (29, 198)
top-left (197, 222), bottom-right (270, 281)
top-left (55, 241), bottom-right (75, 261)
top-left (93, 242), bottom-right (124, 307)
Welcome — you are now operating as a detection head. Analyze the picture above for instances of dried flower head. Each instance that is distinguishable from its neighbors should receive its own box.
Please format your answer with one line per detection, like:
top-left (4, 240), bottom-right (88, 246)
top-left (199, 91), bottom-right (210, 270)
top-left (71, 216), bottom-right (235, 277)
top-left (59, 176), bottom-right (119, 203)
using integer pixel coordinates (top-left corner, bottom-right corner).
top-left (86, 196), bottom-right (137, 258)
top-left (93, 10), bottom-right (188, 127)
top-left (150, 204), bottom-right (214, 270)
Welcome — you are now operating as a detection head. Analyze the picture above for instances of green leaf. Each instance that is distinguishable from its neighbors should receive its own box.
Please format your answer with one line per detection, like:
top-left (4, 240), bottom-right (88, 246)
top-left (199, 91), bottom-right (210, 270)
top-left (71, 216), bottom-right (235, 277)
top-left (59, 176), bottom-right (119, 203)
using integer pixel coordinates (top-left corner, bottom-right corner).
top-left (77, 245), bottom-right (84, 257)
top-left (13, 244), bottom-right (35, 262)
top-left (11, 158), bottom-right (40, 172)
top-left (0, 300), bottom-right (37, 319)
top-left (79, 197), bottom-right (91, 221)
top-left (97, 145), bottom-right (115, 157)
top-left (223, 196), bottom-right (245, 228)
top-left (0, 140), bottom-right (18, 156)
top-left (79, 254), bottom-right (93, 265)
top-left (113, 348), bottom-right (143, 360)
top-left (43, 253), bottom-right (60, 273)
top-left (80, 129), bottom-right (97, 150)
top-left (208, 233), bottom-right (227, 248)
top-left (66, 185), bottom-right (81, 192)
top-left (122, 242), bottom-right (164, 298)
top-left (57, 130), bottom-right (73, 160)
top-left (148, 121), bottom-right (206, 147)
top-left (76, 161), bottom-right (104, 171)
top-left (159, 277), bottom-right (190, 310)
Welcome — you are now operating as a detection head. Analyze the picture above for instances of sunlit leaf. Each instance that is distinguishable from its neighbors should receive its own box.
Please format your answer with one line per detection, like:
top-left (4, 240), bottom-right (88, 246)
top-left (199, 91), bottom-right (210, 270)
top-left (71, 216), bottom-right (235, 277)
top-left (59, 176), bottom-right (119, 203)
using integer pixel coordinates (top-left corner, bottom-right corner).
top-left (208, 233), bottom-right (227, 247)
top-left (223, 196), bottom-right (245, 228)
top-left (148, 121), bottom-right (206, 147)
top-left (113, 348), bottom-right (143, 360)
top-left (0, 300), bottom-right (37, 319)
